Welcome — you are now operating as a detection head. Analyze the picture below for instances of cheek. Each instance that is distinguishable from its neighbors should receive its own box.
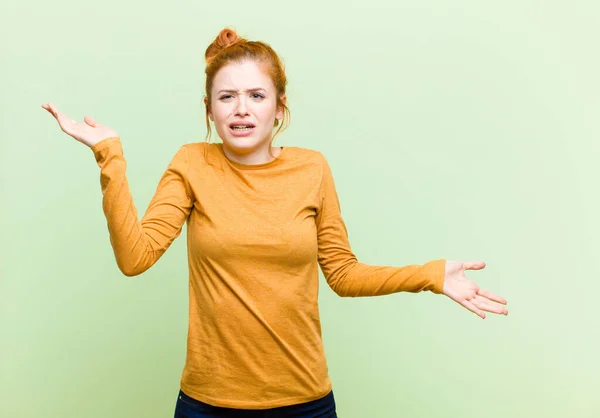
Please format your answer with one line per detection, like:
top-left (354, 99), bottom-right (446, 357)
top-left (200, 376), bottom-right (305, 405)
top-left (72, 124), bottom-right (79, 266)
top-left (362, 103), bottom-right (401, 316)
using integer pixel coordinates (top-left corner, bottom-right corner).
top-left (256, 104), bottom-right (278, 123)
top-left (211, 104), bottom-right (230, 123)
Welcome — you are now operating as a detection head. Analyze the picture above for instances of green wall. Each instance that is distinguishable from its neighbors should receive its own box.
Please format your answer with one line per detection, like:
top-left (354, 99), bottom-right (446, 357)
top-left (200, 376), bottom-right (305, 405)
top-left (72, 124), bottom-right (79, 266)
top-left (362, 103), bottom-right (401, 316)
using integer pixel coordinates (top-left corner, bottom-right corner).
top-left (2, 1), bottom-right (599, 417)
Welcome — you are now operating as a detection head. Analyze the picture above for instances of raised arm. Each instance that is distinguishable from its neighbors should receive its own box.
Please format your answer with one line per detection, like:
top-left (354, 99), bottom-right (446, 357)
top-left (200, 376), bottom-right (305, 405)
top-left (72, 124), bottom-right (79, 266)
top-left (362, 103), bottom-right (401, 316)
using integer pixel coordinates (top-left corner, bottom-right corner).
top-left (42, 102), bottom-right (194, 276)
top-left (92, 137), bottom-right (193, 275)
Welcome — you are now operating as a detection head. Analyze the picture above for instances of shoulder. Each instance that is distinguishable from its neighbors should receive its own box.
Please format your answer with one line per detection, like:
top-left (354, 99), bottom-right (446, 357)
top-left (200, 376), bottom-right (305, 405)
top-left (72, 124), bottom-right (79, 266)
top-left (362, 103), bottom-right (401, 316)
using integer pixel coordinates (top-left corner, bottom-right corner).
top-left (281, 147), bottom-right (335, 192)
top-left (180, 141), bottom-right (211, 155)
top-left (283, 145), bottom-right (329, 167)
top-left (177, 141), bottom-right (224, 170)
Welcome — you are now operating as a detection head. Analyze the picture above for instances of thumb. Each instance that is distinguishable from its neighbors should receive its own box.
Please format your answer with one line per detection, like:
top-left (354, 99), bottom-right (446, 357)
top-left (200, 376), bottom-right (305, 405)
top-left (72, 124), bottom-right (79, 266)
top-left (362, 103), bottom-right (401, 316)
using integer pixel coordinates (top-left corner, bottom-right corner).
top-left (84, 116), bottom-right (100, 127)
top-left (462, 261), bottom-right (486, 271)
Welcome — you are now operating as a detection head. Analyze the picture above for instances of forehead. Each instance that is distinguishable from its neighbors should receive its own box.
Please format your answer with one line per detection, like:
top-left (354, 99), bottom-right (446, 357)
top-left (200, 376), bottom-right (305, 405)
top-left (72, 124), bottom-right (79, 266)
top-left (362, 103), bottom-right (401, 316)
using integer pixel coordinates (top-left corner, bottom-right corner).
top-left (212, 61), bottom-right (274, 91)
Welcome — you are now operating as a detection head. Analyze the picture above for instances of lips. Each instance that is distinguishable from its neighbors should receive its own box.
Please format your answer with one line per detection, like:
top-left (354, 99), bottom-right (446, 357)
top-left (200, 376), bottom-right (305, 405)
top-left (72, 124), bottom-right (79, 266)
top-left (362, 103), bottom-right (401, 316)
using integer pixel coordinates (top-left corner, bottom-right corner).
top-left (229, 122), bottom-right (256, 129)
top-left (229, 122), bottom-right (256, 137)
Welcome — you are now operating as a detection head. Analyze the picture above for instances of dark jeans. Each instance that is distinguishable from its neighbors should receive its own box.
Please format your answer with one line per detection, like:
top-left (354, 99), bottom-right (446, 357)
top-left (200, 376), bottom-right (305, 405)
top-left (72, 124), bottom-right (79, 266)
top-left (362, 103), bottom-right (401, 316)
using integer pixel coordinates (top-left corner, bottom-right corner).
top-left (174, 389), bottom-right (338, 418)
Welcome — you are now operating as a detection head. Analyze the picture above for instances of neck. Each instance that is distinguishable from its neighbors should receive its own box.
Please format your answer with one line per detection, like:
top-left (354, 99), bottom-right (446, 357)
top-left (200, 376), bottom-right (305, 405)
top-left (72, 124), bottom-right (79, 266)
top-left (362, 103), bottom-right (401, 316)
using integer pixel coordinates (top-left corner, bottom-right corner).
top-left (222, 143), bottom-right (282, 165)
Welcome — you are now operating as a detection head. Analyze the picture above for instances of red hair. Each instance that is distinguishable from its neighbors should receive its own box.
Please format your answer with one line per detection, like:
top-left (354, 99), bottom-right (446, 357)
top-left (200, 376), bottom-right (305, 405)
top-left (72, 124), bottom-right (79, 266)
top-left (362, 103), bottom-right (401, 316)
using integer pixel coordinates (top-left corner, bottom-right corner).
top-left (203, 28), bottom-right (290, 145)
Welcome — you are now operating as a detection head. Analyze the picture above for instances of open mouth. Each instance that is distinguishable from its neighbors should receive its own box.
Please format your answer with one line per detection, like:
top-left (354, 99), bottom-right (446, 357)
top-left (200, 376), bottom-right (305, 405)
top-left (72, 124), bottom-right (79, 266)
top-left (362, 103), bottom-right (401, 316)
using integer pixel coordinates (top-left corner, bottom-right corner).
top-left (229, 122), bottom-right (256, 137)
top-left (229, 123), bottom-right (256, 131)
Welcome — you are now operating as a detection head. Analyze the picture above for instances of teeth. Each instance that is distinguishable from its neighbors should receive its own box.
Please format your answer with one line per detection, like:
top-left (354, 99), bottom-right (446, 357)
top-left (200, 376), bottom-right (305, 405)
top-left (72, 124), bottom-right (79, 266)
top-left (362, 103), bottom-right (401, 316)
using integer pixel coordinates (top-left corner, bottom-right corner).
top-left (232, 126), bottom-right (253, 130)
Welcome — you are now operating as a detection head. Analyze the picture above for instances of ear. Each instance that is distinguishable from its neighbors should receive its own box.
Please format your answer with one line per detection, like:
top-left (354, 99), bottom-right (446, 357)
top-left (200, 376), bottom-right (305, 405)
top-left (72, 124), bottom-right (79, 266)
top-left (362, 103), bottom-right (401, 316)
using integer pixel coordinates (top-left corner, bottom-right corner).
top-left (204, 96), bottom-right (214, 121)
top-left (276, 95), bottom-right (287, 120)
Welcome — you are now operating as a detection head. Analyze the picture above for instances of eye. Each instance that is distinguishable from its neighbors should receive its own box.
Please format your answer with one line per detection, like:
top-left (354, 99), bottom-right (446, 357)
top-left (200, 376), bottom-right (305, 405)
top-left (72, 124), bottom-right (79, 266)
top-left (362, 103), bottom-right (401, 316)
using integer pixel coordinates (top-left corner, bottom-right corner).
top-left (219, 94), bottom-right (233, 100)
top-left (251, 93), bottom-right (265, 100)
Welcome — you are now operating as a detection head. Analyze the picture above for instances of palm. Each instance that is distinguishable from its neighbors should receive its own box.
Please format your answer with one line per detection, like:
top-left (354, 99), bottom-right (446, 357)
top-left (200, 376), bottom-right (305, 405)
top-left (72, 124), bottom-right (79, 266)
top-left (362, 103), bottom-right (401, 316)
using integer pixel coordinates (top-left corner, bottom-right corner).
top-left (443, 260), bottom-right (508, 319)
top-left (41, 102), bottom-right (118, 148)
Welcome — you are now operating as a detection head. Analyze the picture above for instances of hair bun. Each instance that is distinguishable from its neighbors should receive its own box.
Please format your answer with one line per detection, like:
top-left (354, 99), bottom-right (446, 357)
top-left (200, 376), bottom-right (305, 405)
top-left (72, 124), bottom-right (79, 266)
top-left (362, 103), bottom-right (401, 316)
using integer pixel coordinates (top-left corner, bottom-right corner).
top-left (205, 28), bottom-right (246, 64)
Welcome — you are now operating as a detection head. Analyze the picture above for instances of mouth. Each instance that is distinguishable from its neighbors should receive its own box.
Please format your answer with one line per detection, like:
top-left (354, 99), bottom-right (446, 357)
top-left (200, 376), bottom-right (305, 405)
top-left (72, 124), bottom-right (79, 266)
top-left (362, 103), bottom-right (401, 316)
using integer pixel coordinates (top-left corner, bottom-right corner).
top-left (229, 123), bottom-right (256, 137)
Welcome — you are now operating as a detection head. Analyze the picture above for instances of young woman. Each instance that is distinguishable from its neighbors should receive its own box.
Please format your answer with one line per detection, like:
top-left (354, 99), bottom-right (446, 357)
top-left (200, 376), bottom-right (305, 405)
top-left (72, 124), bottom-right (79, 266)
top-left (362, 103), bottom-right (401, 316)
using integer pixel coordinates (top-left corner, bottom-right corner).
top-left (42, 27), bottom-right (508, 418)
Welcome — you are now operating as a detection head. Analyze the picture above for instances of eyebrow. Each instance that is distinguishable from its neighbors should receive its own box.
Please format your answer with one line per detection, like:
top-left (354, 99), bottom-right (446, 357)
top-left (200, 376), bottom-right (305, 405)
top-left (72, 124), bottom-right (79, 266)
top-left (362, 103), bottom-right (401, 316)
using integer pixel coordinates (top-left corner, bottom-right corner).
top-left (217, 88), bottom-right (267, 94)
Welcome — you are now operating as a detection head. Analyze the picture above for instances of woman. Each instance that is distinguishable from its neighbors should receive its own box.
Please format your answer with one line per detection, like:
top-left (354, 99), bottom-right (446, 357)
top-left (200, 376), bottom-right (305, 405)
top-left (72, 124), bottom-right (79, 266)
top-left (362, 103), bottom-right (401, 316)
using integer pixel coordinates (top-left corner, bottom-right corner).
top-left (42, 28), bottom-right (508, 418)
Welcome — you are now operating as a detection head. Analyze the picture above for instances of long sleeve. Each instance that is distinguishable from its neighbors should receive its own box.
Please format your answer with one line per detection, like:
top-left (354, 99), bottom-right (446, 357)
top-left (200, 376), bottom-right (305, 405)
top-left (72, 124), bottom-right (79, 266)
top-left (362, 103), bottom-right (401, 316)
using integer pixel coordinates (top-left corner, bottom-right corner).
top-left (315, 153), bottom-right (446, 297)
top-left (92, 137), bottom-right (194, 276)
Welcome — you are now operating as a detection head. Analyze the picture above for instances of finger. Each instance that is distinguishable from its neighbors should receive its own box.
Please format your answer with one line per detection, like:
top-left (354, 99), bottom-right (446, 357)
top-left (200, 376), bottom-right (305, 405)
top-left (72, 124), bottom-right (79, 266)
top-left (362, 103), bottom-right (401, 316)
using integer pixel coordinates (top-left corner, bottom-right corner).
top-left (461, 299), bottom-right (486, 319)
top-left (84, 116), bottom-right (99, 127)
top-left (42, 103), bottom-right (57, 118)
top-left (48, 104), bottom-right (62, 120)
top-left (42, 106), bottom-right (55, 118)
top-left (49, 105), bottom-right (73, 129)
top-left (49, 103), bottom-right (67, 121)
top-left (48, 102), bottom-right (58, 116)
top-left (477, 288), bottom-right (507, 305)
top-left (472, 295), bottom-right (508, 315)
top-left (462, 261), bottom-right (486, 271)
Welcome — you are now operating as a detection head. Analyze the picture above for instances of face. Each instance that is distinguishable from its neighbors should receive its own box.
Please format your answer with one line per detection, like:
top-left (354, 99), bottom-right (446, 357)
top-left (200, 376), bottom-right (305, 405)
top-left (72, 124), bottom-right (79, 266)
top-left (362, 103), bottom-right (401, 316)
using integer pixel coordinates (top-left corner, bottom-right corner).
top-left (206, 60), bottom-right (286, 163)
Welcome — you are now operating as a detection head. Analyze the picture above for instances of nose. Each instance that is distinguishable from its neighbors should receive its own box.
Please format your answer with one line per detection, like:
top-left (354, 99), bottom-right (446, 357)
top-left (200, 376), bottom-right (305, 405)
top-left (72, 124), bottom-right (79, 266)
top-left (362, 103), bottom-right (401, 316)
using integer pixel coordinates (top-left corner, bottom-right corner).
top-left (234, 96), bottom-right (249, 116)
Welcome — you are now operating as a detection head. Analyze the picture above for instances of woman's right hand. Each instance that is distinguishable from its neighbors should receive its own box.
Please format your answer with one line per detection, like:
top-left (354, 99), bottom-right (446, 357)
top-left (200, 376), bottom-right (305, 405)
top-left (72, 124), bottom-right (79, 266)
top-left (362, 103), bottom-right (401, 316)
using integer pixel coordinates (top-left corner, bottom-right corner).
top-left (41, 102), bottom-right (119, 148)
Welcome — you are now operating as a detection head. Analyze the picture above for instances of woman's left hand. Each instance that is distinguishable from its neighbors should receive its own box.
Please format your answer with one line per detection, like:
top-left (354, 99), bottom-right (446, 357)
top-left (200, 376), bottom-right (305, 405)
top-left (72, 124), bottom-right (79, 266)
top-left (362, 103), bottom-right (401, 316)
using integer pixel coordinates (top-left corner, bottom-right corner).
top-left (443, 260), bottom-right (508, 319)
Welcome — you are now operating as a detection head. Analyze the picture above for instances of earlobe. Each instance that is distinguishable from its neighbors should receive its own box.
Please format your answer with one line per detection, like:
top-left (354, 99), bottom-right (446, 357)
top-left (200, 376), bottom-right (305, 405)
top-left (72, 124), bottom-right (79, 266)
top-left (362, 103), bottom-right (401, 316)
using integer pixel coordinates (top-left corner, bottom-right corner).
top-left (276, 96), bottom-right (287, 120)
top-left (204, 97), bottom-right (214, 122)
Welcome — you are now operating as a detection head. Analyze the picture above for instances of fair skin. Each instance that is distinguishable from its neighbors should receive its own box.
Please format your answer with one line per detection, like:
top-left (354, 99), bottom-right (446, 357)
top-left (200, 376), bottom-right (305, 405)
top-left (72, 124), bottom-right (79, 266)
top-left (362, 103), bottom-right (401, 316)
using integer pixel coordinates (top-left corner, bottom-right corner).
top-left (40, 61), bottom-right (508, 319)
top-left (205, 60), bottom-right (286, 165)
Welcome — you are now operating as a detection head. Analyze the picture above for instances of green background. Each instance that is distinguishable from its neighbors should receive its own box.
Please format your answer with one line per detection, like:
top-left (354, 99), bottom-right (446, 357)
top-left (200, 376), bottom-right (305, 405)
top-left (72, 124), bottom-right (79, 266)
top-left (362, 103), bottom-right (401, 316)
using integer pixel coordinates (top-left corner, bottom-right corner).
top-left (2, 0), bottom-right (599, 417)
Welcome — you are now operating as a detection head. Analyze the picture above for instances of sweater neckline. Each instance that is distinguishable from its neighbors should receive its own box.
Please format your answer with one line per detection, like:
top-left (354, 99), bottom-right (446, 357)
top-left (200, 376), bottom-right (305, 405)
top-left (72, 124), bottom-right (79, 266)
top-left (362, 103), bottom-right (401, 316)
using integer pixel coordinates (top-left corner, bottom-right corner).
top-left (216, 143), bottom-right (286, 170)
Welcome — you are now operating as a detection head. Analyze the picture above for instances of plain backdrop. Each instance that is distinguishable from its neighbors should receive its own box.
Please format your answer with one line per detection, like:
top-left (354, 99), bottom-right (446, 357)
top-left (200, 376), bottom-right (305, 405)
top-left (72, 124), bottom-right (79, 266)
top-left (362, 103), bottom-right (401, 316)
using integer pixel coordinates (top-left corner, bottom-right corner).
top-left (2, 1), bottom-right (599, 417)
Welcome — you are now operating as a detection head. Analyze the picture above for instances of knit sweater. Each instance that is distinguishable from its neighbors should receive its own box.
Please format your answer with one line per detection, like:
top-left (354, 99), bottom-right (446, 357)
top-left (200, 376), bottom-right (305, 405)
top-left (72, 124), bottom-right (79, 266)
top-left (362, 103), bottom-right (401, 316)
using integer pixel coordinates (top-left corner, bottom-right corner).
top-left (91, 136), bottom-right (446, 409)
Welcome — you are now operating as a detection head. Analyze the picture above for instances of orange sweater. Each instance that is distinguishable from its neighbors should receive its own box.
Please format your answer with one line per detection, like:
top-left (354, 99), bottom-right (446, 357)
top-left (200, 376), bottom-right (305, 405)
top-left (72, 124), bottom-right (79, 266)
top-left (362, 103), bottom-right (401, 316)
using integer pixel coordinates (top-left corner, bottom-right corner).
top-left (91, 136), bottom-right (446, 409)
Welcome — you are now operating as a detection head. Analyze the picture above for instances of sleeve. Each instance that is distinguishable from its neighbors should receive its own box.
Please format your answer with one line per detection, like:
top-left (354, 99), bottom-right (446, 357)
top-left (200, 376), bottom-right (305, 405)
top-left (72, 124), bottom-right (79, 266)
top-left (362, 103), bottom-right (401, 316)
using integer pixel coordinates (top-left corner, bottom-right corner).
top-left (91, 137), bottom-right (194, 276)
top-left (315, 153), bottom-right (446, 297)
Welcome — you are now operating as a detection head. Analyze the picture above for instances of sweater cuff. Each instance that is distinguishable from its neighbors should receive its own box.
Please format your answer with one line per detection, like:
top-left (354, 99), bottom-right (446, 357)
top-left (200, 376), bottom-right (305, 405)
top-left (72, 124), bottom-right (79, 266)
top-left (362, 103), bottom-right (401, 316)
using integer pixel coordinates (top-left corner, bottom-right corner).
top-left (424, 259), bottom-right (446, 294)
top-left (91, 136), bottom-right (122, 162)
